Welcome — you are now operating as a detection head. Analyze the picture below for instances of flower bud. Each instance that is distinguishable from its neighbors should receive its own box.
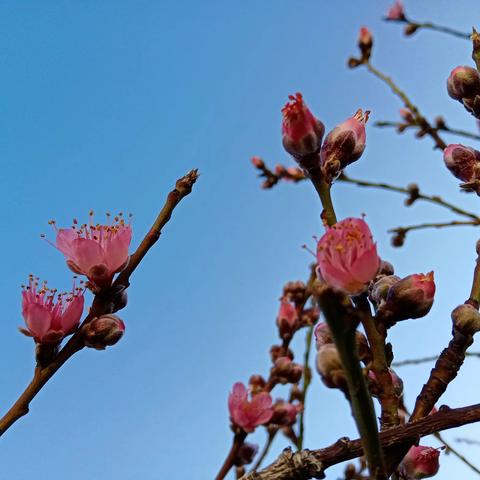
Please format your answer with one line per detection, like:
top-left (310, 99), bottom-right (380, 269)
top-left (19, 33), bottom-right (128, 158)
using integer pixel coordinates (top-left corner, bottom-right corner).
top-left (447, 66), bottom-right (480, 101)
top-left (249, 374), bottom-right (267, 394)
top-left (404, 23), bottom-right (419, 36)
top-left (281, 93), bottom-right (325, 166)
top-left (443, 143), bottom-right (480, 183)
top-left (288, 363), bottom-right (303, 383)
top-left (369, 275), bottom-right (401, 306)
top-left (358, 27), bottom-right (373, 61)
top-left (399, 446), bottom-right (440, 479)
top-left (82, 314), bottom-right (125, 350)
top-left (270, 345), bottom-right (293, 363)
top-left (379, 272), bottom-right (435, 324)
top-left (316, 344), bottom-right (346, 390)
top-left (320, 109), bottom-right (369, 181)
top-left (368, 368), bottom-right (404, 398)
top-left (385, 0), bottom-right (406, 21)
top-left (314, 322), bottom-right (334, 349)
top-left (451, 303), bottom-right (480, 335)
top-left (251, 156), bottom-right (265, 169)
top-left (234, 442), bottom-right (258, 466)
top-left (400, 108), bottom-right (415, 124)
top-left (378, 260), bottom-right (395, 276)
top-left (270, 400), bottom-right (302, 426)
top-left (283, 281), bottom-right (307, 302)
top-left (276, 299), bottom-right (299, 340)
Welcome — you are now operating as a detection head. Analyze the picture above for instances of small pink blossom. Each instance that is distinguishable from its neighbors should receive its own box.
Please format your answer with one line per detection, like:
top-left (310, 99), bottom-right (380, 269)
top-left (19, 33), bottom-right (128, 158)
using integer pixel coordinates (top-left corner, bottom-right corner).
top-left (21, 276), bottom-right (84, 344)
top-left (276, 299), bottom-right (298, 338)
top-left (281, 92), bottom-right (325, 160)
top-left (228, 382), bottom-right (273, 433)
top-left (316, 217), bottom-right (380, 294)
top-left (386, 0), bottom-right (405, 21)
top-left (400, 445), bottom-right (440, 479)
top-left (49, 212), bottom-right (132, 289)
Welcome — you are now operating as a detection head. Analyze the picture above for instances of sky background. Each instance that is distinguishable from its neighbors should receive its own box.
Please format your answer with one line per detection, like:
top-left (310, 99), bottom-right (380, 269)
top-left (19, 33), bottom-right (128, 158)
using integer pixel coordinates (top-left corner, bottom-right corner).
top-left (0, 1), bottom-right (479, 479)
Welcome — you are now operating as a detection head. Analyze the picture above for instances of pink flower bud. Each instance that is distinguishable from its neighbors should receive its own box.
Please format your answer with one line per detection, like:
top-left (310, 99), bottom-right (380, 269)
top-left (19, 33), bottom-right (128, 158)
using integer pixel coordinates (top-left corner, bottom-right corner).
top-left (385, 0), bottom-right (406, 21)
top-left (314, 322), bottom-right (334, 349)
top-left (48, 213), bottom-right (132, 291)
top-left (369, 275), bottom-right (401, 306)
top-left (368, 368), bottom-right (404, 398)
top-left (400, 108), bottom-right (415, 124)
top-left (228, 382), bottom-right (273, 433)
top-left (443, 143), bottom-right (480, 182)
top-left (20, 276), bottom-right (84, 344)
top-left (316, 344), bottom-right (346, 390)
top-left (320, 109), bottom-right (369, 180)
top-left (447, 66), bottom-right (480, 101)
top-left (82, 314), bottom-right (125, 350)
top-left (380, 272), bottom-right (435, 323)
top-left (358, 27), bottom-right (373, 59)
top-left (251, 156), bottom-right (265, 169)
top-left (316, 217), bottom-right (380, 295)
top-left (270, 400), bottom-right (302, 426)
top-left (281, 93), bottom-right (325, 163)
top-left (276, 299), bottom-right (299, 340)
top-left (400, 446), bottom-right (440, 479)
top-left (451, 303), bottom-right (480, 335)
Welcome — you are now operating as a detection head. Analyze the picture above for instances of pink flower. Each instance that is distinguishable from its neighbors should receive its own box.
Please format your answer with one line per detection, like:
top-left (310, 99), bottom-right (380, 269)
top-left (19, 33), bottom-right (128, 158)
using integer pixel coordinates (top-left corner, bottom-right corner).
top-left (400, 446), bottom-right (440, 479)
top-left (386, 0), bottom-right (405, 21)
top-left (21, 276), bottom-right (84, 344)
top-left (228, 382), bottom-right (273, 432)
top-left (49, 212), bottom-right (132, 289)
top-left (320, 109), bottom-right (369, 180)
top-left (281, 92), bottom-right (325, 161)
top-left (316, 217), bottom-right (380, 294)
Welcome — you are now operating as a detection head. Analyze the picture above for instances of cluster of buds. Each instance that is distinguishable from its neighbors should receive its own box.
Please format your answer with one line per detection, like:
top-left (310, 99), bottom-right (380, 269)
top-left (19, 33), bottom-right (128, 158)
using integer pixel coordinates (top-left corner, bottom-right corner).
top-left (315, 322), bottom-right (371, 392)
top-left (399, 446), bottom-right (441, 479)
top-left (447, 66), bottom-right (480, 119)
top-left (271, 356), bottom-right (303, 385)
top-left (316, 217), bottom-right (380, 296)
top-left (443, 143), bottom-right (480, 194)
top-left (370, 272), bottom-right (436, 326)
top-left (281, 93), bottom-right (369, 182)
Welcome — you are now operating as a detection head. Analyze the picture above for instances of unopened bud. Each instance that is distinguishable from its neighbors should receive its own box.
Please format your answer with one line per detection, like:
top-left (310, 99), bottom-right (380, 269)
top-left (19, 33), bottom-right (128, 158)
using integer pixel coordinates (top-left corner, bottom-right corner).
top-left (251, 156), bottom-right (265, 169)
top-left (281, 93), bottom-right (325, 167)
top-left (447, 66), bottom-right (480, 101)
top-left (443, 143), bottom-right (480, 183)
top-left (270, 345), bottom-right (294, 362)
top-left (320, 109), bottom-right (369, 181)
top-left (82, 314), bottom-right (125, 350)
top-left (276, 299), bottom-right (299, 340)
top-left (378, 272), bottom-right (435, 324)
top-left (400, 108), bottom-right (415, 124)
top-left (368, 368), bottom-right (404, 398)
top-left (249, 374), bottom-right (267, 394)
top-left (369, 275), bottom-right (401, 306)
top-left (316, 344), bottom-right (346, 390)
top-left (234, 442), bottom-right (259, 466)
top-left (399, 446), bottom-right (440, 479)
top-left (404, 23), bottom-right (419, 36)
top-left (451, 304), bottom-right (480, 335)
top-left (358, 27), bottom-right (373, 61)
top-left (472, 28), bottom-right (480, 70)
top-left (270, 400), bottom-right (302, 426)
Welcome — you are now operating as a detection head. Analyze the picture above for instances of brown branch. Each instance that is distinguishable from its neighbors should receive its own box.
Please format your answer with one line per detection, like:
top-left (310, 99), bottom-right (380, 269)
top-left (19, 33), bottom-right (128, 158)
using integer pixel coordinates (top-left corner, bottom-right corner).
top-left (239, 403), bottom-right (480, 480)
top-left (0, 169), bottom-right (199, 437)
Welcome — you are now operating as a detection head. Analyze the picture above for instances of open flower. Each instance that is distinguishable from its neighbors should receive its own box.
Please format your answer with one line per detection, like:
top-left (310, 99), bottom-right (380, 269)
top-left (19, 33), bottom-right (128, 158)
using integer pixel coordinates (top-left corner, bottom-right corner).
top-left (316, 217), bottom-right (380, 294)
top-left (49, 212), bottom-right (132, 290)
top-left (228, 382), bottom-right (273, 432)
top-left (21, 276), bottom-right (84, 344)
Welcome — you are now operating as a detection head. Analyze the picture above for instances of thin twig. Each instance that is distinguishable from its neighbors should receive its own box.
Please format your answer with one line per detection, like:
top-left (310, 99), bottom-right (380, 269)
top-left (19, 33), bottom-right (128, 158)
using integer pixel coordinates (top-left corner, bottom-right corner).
top-left (375, 120), bottom-right (480, 142)
top-left (393, 351), bottom-right (480, 367)
top-left (252, 430), bottom-right (277, 472)
top-left (434, 430), bottom-right (480, 476)
top-left (389, 220), bottom-right (480, 236)
top-left (0, 170), bottom-right (199, 437)
top-left (386, 17), bottom-right (470, 40)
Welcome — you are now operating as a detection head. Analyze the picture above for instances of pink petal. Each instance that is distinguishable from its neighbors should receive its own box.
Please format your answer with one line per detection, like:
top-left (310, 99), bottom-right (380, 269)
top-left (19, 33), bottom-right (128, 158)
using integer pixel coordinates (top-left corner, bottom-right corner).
top-left (55, 228), bottom-right (78, 258)
top-left (104, 225), bottom-right (132, 272)
top-left (60, 295), bottom-right (84, 334)
top-left (350, 246), bottom-right (380, 284)
top-left (70, 238), bottom-right (106, 274)
top-left (24, 303), bottom-right (52, 338)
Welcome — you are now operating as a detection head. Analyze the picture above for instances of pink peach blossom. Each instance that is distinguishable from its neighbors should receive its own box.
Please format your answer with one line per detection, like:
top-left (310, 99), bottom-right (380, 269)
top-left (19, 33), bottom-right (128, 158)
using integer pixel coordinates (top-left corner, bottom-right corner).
top-left (228, 382), bottom-right (273, 432)
top-left (21, 276), bottom-right (84, 344)
top-left (49, 212), bottom-right (132, 288)
top-left (316, 217), bottom-right (380, 294)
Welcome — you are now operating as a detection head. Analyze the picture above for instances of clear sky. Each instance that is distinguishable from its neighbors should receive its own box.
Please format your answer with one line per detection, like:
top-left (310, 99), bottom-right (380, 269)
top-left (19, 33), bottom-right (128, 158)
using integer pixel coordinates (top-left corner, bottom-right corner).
top-left (0, 1), bottom-right (479, 479)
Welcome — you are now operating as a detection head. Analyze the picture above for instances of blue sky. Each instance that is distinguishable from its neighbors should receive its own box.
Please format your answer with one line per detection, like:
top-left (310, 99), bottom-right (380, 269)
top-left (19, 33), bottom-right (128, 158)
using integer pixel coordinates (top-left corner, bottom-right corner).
top-left (0, 1), bottom-right (479, 479)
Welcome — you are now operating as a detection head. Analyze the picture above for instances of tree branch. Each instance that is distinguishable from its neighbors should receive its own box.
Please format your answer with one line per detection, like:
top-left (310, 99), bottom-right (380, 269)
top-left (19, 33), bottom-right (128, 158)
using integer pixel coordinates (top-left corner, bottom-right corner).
top-left (0, 169), bottom-right (199, 437)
